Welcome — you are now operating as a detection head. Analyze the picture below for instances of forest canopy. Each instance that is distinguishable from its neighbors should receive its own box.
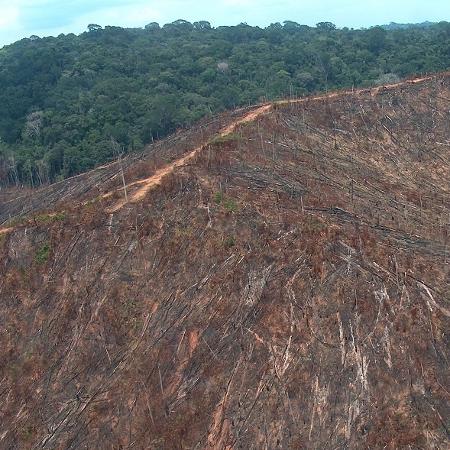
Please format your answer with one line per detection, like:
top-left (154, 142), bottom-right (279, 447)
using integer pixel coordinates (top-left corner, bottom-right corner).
top-left (0, 20), bottom-right (449, 185)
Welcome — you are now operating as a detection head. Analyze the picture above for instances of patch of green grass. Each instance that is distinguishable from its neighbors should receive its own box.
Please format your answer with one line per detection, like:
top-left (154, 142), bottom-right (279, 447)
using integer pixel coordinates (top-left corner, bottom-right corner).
top-left (223, 198), bottom-right (237, 212)
top-left (35, 243), bottom-right (50, 265)
top-left (4, 211), bottom-right (66, 228)
top-left (214, 192), bottom-right (223, 204)
top-left (304, 216), bottom-right (326, 234)
top-left (20, 425), bottom-right (35, 441)
top-left (224, 236), bottom-right (236, 249)
top-left (174, 225), bottom-right (193, 239)
top-left (85, 195), bottom-right (103, 208)
top-left (213, 192), bottom-right (238, 212)
top-left (34, 211), bottom-right (66, 224)
top-left (19, 266), bottom-right (30, 283)
top-left (4, 215), bottom-right (27, 228)
top-left (209, 132), bottom-right (242, 146)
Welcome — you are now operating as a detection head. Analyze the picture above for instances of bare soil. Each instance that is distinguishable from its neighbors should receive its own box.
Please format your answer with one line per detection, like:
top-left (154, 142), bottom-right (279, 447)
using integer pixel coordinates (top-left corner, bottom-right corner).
top-left (0, 73), bottom-right (449, 449)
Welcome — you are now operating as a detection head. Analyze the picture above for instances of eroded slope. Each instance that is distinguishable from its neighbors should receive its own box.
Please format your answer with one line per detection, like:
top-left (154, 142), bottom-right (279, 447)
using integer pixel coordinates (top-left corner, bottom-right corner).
top-left (0, 74), bottom-right (449, 449)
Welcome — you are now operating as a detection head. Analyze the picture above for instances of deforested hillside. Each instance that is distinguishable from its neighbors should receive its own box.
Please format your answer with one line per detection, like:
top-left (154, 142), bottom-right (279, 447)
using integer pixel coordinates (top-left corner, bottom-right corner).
top-left (0, 73), bottom-right (449, 449)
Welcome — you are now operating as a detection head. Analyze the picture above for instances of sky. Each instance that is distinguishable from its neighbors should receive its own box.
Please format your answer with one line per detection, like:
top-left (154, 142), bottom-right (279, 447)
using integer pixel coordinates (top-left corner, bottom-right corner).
top-left (0, 0), bottom-right (449, 47)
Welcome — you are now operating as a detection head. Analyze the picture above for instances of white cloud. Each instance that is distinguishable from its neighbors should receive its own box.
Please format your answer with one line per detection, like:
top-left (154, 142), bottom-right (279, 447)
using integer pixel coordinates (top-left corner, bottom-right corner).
top-left (97, 4), bottom-right (162, 26)
top-left (0, 0), bottom-right (449, 48)
top-left (222, 0), bottom-right (255, 5)
top-left (0, 4), bottom-right (20, 28)
top-left (66, 3), bottom-right (162, 32)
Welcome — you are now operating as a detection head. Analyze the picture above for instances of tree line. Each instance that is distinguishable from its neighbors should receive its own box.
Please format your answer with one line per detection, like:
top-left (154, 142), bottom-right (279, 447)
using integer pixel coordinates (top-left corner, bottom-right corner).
top-left (0, 20), bottom-right (449, 186)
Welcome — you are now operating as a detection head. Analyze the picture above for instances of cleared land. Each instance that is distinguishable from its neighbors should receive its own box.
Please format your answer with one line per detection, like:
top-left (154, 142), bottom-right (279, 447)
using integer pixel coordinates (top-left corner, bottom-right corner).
top-left (0, 73), bottom-right (449, 449)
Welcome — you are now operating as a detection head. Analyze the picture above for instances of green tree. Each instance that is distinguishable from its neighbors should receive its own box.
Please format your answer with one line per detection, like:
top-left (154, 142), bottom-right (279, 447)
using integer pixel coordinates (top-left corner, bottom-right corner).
top-left (0, 20), bottom-right (447, 185)
top-left (87, 24), bottom-right (102, 32)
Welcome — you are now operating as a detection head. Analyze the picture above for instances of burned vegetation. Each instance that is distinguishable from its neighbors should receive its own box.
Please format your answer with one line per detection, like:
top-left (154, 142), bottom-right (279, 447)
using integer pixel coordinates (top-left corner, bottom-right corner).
top-left (0, 74), bottom-right (449, 449)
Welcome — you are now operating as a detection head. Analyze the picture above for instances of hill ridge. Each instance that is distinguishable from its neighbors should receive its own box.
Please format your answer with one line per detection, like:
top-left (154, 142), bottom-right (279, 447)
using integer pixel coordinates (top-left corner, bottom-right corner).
top-left (0, 72), bottom-right (442, 231)
top-left (107, 74), bottom-right (436, 212)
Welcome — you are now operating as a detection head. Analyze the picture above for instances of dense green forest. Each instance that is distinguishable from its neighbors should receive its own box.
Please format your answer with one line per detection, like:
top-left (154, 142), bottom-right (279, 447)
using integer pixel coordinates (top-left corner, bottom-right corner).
top-left (0, 20), bottom-right (449, 185)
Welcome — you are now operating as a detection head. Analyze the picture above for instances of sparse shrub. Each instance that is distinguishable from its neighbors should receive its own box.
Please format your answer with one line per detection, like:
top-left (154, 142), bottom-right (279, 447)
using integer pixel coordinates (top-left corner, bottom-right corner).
top-left (303, 216), bottom-right (326, 234)
top-left (224, 198), bottom-right (237, 212)
top-left (84, 196), bottom-right (103, 208)
top-left (34, 211), bottom-right (66, 224)
top-left (213, 192), bottom-right (238, 212)
top-left (174, 225), bottom-right (193, 239)
top-left (4, 211), bottom-right (66, 229)
top-left (35, 243), bottom-right (50, 265)
top-left (4, 215), bottom-right (27, 227)
top-left (20, 425), bottom-right (35, 441)
top-left (209, 132), bottom-right (242, 146)
top-left (224, 236), bottom-right (236, 248)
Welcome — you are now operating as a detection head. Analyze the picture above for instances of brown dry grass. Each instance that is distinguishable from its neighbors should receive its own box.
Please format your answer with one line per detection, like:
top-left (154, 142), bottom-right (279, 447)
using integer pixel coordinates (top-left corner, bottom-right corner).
top-left (0, 73), bottom-right (448, 449)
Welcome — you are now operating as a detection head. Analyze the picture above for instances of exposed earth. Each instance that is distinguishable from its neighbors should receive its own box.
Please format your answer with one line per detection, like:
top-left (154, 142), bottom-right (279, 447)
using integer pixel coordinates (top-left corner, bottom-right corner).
top-left (0, 73), bottom-right (449, 449)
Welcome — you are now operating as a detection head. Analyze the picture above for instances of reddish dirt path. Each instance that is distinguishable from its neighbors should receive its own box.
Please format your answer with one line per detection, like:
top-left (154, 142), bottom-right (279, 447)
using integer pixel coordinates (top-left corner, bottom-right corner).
top-left (107, 104), bottom-right (272, 212)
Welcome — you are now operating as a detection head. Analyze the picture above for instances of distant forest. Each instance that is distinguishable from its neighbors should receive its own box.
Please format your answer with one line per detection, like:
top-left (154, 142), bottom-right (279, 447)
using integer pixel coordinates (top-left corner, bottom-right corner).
top-left (0, 20), bottom-right (449, 185)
